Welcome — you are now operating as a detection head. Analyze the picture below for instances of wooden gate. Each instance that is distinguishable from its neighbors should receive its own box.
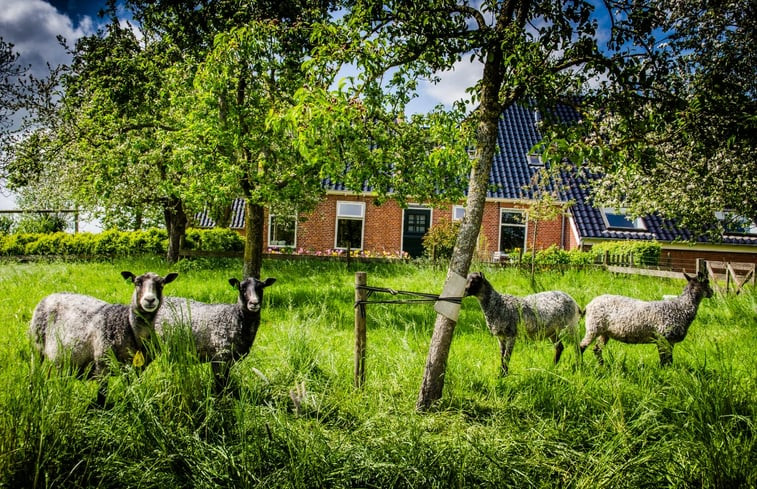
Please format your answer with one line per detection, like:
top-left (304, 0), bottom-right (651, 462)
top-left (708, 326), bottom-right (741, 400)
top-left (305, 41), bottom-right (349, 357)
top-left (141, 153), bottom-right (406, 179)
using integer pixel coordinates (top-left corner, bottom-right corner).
top-left (698, 259), bottom-right (756, 294)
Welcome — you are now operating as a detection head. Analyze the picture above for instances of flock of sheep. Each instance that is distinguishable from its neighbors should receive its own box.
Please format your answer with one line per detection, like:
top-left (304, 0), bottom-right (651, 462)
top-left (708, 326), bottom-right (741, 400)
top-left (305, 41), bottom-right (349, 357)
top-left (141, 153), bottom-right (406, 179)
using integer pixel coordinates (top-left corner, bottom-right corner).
top-left (27, 266), bottom-right (713, 404)
top-left (464, 270), bottom-right (714, 374)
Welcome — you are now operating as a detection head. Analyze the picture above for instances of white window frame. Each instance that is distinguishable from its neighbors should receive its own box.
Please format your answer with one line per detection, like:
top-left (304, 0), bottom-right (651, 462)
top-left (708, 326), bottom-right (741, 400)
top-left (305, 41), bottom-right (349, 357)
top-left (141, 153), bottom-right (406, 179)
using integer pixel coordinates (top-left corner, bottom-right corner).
top-left (499, 209), bottom-right (528, 252)
top-left (452, 205), bottom-right (465, 221)
top-left (268, 214), bottom-right (297, 248)
top-left (335, 201), bottom-right (365, 250)
top-left (715, 211), bottom-right (757, 235)
top-left (526, 153), bottom-right (543, 167)
top-left (601, 207), bottom-right (646, 230)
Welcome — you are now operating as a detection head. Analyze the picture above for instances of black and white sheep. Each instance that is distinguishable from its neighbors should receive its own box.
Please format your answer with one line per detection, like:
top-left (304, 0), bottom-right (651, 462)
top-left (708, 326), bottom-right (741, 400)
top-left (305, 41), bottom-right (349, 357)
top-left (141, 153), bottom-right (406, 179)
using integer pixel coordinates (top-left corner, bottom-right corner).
top-left (464, 272), bottom-right (582, 375)
top-left (29, 271), bottom-right (178, 402)
top-left (579, 271), bottom-right (714, 366)
top-left (155, 276), bottom-right (276, 393)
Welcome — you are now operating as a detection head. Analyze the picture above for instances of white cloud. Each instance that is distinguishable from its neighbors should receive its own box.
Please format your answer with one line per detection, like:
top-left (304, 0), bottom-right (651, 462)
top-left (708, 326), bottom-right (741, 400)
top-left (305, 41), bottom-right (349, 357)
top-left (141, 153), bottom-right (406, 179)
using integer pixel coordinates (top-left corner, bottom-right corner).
top-left (0, 0), bottom-right (100, 77)
top-left (408, 58), bottom-right (483, 113)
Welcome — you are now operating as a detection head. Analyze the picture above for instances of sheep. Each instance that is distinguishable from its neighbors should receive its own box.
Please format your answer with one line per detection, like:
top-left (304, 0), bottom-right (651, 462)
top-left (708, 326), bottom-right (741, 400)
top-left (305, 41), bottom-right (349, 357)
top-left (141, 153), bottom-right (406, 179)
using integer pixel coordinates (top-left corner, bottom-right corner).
top-left (579, 271), bottom-right (714, 366)
top-left (29, 271), bottom-right (178, 404)
top-left (464, 272), bottom-right (582, 375)
top-left (155, 276), bottom-right (276, 393)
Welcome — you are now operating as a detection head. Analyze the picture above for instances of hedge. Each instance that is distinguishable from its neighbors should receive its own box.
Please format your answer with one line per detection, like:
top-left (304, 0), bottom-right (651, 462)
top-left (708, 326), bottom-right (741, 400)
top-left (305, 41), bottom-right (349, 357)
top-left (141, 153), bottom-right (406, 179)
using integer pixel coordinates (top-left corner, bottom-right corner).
top-left (0, 228), bottom-right (243, 257)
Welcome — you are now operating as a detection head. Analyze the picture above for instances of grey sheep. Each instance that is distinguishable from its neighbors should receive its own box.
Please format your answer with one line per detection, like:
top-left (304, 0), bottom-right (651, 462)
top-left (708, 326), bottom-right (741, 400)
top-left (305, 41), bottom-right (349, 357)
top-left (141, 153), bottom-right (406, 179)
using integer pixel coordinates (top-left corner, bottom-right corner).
top-left (464, 272), bottom-right (581, 375)
top-left (29, 271), bottom-right (178, 404)
top-left (579, 271), bottom-right (713, 366)
top-left (155, 276), bottom-right (276, 393)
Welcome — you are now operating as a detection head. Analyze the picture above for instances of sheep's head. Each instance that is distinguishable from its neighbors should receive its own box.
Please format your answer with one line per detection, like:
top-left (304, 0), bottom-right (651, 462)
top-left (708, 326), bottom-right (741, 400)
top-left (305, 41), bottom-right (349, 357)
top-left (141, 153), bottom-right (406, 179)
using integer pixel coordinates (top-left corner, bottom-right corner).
top-left (464, 272), bottom-right (487, 297)
top-left (229, 277), bottom-right (276, 313)
top-left (684, 271), bottom-right (714, 300)
top-left (122, 271), bottom-right (179, 313)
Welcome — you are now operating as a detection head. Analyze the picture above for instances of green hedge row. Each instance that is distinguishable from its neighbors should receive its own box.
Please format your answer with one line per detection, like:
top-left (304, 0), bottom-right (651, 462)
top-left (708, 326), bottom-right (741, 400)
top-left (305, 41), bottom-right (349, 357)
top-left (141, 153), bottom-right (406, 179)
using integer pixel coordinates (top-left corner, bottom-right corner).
top-left (518, 241), bottom-right (662, 267)
top-left (0, 228), bottom-right (244, 257)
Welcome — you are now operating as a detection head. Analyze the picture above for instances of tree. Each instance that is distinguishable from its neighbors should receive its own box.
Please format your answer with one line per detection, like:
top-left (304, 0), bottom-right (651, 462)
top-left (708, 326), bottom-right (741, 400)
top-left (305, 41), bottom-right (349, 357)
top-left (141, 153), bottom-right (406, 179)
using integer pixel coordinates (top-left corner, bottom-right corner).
top-left (543, 0), bottom-right (757, 236)
top-left (125, 0), bottom-right (339, 277)
top-left (293, 0), bottom-right (676, 410)
top-left (176, 18), bottom-right (332, 279)
top-left (0, 38), bottom-right (25, 134)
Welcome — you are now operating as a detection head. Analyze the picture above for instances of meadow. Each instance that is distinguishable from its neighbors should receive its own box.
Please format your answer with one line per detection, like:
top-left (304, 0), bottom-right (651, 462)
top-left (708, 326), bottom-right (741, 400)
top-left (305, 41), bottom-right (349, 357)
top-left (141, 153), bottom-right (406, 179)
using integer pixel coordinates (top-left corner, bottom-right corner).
top-left (0, 256), bottom-right (755, 488)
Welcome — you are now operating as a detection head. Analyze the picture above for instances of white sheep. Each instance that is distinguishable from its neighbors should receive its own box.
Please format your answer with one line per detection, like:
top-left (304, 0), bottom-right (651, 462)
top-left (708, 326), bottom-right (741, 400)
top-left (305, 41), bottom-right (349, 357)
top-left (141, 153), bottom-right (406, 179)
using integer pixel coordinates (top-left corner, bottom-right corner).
top-left (155, 276), bottom-right (276, 393)
top-left (29, 271), bottom-right (178, 404)
top-left (580, 271), bottom-right (714, 366)
top-left (464, 272), bottom-right (582, 375)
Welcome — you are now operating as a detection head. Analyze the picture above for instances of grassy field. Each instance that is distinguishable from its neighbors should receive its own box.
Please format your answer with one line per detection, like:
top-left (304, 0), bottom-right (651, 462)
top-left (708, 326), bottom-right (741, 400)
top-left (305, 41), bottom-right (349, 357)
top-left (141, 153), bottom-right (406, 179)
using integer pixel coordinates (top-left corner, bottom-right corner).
top-left (0, 256), bottom-right (755, 488)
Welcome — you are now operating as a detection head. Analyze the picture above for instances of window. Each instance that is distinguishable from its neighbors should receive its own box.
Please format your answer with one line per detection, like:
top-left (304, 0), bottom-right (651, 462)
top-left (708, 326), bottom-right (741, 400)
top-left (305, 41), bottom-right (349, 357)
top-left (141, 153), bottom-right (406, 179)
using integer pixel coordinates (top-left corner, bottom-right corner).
top-left (268, 215), bottom-right (296, 248)
top-left (526, 153), bottom-right (543, 167)
top-left (335, 201), bottom-right (365, 249)
top-left (602, 208), bottom-right (646, 230)
top-left (452, 205), bottom-right (465, 221)
top-left (499, 209), bottom-right (527, 251)
top-left (716, 211), bottom-right (757, 235)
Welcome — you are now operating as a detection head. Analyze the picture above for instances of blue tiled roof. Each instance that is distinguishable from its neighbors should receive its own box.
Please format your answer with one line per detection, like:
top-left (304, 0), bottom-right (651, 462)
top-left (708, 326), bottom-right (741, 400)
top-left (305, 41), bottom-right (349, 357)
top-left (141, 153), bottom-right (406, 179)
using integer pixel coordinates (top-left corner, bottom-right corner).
top-left (192, 101), bottom-right (757, 248)
top-left (193, 199), bottom-right (246, 229)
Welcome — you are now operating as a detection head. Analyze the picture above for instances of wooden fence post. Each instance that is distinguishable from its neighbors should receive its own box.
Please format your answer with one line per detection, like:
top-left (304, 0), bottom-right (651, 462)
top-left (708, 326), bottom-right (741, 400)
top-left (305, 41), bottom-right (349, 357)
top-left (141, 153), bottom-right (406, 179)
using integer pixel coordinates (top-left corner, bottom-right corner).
top-left (354, 271), bottom-right (367, 388)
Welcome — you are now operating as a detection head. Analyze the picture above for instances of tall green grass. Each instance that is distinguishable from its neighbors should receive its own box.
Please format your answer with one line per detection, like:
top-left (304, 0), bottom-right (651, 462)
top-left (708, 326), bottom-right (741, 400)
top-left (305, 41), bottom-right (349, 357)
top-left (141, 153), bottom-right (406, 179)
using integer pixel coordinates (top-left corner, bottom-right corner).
top-left (0, 257), bottom-right (755, 488)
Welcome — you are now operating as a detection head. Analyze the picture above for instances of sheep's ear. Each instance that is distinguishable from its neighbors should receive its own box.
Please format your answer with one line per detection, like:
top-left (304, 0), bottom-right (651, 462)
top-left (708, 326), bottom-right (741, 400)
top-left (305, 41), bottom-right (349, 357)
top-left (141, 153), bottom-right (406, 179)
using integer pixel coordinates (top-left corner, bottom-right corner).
top-left (164, 272), bottom-right (179, 284)
top-left (229, 278), bottom-right (240, 289)
top-left (262, 277), bottom-right (276, 287)
top-left (683, 272), bottom-right (693, 281)
top-left (696, 270), bottom-right (707, 281)
top-left (121, 271), bottom-right (136, 282)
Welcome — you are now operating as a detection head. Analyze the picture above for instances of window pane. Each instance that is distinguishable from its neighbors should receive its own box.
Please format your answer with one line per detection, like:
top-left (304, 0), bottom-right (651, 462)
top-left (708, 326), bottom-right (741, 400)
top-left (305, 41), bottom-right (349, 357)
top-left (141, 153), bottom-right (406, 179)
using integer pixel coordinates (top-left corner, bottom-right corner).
top-left (501, 211), bottom-right (525, 225)
top-left (453, 206), bottom-right (465, 221)
top-left (337, 202), bottom-right (364, 218)
top-left (337, 218), bottom-right (363, 249)
top-left (407, 213), bottom-right (427, 233)
top-left (500, 225), bottom-right (525, 251)
top-left (270, 216), bottom-right (295, 247)
top-left (603, 208), bottom-right (643, 229)
top-left (717, 212), bottom-right (757, 234)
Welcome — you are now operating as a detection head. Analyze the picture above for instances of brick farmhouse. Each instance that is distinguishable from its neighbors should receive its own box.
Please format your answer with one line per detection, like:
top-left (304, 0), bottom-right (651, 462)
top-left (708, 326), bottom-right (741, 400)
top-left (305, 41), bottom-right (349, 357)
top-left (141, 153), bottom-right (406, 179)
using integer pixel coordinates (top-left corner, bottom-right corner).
top-left (196, 103), bottom-right (757, 272)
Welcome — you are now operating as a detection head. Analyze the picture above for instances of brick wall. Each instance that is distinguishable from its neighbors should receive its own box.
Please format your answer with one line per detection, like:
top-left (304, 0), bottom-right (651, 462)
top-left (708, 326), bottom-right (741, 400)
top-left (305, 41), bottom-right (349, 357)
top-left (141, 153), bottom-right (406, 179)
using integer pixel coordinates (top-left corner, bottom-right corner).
top-left (253, 196), bottom-right (572, 256)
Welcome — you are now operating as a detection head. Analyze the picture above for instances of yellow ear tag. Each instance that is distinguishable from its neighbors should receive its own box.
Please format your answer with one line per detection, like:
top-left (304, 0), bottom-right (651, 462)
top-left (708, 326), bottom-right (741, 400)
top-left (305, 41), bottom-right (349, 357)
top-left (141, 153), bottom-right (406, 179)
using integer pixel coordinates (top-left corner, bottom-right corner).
top-left (133, 351), bottom-right (145, 368)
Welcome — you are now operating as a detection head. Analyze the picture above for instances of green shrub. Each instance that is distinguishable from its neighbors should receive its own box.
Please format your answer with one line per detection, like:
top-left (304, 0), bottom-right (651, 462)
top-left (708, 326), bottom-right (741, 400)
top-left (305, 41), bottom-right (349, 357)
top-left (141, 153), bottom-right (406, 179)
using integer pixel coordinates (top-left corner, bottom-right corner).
top-left (14, 214), bottom-right (68, 234)
top-left (590, 240), bottom-right (662, 266)
top-left (0, 227), bottom-right (242, 257)
top-left (196, 228), bottom-right (244, 252)
top-left (0, 216), bottom-right (14, 235)
top-left (24, 232), bottom-right (67, 255)
top-left (0, 233), bottom-right (39, 255)
top-left (129, 228), bottom-right (168, 254)
top-left (93, 229), bottom-right (133, 256)
top-left (423, 219), bottom-right (461, 260)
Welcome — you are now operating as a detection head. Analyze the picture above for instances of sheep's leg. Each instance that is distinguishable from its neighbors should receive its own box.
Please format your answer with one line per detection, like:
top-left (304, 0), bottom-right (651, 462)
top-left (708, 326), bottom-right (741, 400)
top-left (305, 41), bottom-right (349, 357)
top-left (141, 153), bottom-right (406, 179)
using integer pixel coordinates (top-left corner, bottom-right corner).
top-left (592, 335), bottom-right (607, 366)
top-left (550, 332), bottom-right (564, 364)
top-left (655, 336), bottom-right (674, 366)
top-left (93, 361), bottom-right (109, 407)
top-left (211, 360), bottom-right (232, 394)
top-left (498, 336), bottom-right (515, 376)
top-left (579, 331), bottom-right (595, 359)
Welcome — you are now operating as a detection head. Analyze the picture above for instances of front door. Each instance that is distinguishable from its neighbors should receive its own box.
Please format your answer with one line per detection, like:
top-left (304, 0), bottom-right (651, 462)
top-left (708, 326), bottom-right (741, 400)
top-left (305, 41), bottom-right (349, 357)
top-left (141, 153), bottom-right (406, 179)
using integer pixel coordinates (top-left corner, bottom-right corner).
top-left (402, 208), bottom-right (431, 258)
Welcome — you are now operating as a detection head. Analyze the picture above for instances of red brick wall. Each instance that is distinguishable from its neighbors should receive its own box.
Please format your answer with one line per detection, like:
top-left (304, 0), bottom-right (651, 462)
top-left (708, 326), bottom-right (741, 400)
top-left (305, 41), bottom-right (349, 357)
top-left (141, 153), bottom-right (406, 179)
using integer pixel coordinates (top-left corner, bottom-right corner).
top-left (251, 196), bottom-right (571, 256)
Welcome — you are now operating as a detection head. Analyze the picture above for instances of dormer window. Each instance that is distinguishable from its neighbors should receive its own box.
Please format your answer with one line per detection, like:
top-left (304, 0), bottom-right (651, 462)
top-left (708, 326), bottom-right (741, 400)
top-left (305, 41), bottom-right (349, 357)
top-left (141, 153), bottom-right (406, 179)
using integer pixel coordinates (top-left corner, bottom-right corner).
top-left (526, 153), bottom-right (543, 167)
top-left (602, 208), bottom-right (646, 230)
top-left (716, 211), bottom-right (757, 235)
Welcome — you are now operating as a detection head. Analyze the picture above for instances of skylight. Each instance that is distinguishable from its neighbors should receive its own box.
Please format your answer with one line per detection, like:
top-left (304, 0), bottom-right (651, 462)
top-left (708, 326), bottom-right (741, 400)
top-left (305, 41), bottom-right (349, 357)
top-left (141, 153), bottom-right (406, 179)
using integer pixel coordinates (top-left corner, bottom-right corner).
top-left (602, 208), bottom-right (645, 230)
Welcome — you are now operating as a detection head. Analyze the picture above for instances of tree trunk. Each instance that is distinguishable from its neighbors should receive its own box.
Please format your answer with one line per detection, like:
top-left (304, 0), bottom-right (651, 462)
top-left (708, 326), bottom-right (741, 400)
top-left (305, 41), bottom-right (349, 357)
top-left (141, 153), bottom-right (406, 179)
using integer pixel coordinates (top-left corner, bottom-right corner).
top-left (416, 45), bottom-right (507, 412)
top-left (164, 197), bottom-right (188, 264)
top-left (243, 199), bottom-right (265, 279)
